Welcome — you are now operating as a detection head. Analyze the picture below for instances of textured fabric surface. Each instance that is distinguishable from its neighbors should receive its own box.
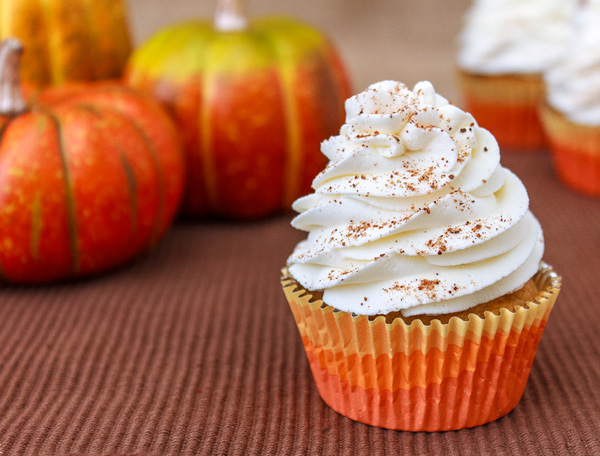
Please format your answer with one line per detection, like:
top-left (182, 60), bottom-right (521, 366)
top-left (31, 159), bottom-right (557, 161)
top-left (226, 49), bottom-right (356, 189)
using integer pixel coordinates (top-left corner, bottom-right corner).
top-left (0, 152), bottom-right (598, 455)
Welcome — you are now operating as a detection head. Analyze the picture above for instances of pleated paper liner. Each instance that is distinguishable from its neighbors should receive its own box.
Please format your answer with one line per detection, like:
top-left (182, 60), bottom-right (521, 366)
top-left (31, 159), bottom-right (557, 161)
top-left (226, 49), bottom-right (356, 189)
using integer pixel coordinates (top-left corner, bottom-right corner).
top-left (456, 69), bottom-right (546, 151)
top-left (540, 103), bottom-right (600, 198)
top-left (281, 262), bottom-right (561, 431)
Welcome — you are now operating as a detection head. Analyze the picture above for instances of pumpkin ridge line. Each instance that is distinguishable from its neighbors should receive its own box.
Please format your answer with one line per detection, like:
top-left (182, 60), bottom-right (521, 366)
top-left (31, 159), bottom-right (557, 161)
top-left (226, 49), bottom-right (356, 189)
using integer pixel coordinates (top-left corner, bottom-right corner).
top-left (0, 117), bottom-right (6, 281)
top-left (43, 109), bottom-right (81, 274)
top-left (30, 190), bottom-right (43, 262)
top-left (0, 47), bottom-right (19, 278)
top-left (73, 103), bottom-right (140, 238)
top-left (118, 148), bottom-right (138, 236)
top-left (99, 106), bottom-right (165, 247)
top-left (73, 103), bottom-right (103, 117)
top-left (0, 256), bottom-right (6, 280)
top-left (275, 62), bottom-right (302, 208)
top-left (200, 64), bottom-right (218, 211)
top-left (38, 1), bottom-right (54, 87)
top-left (0, 115), bottom-right (15, 142)
top-left (81, 0), bottom-right (104, 80)
top-left (258, 29), bottom-right (304, 209)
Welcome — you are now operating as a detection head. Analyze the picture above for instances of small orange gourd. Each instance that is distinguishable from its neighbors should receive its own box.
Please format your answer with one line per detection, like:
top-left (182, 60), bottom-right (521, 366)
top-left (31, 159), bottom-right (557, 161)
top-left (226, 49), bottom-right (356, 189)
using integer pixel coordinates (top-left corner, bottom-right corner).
top-left (0, 40), bottom-right (185, 283)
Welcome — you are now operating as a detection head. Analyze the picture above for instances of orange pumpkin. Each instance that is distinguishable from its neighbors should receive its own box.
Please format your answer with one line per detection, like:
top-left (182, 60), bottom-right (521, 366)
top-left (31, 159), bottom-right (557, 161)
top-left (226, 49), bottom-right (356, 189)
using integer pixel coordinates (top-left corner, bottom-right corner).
top-left (0, 40), bottom-right (185, 283)
top-left (0, 0), bottom-right (131, 89)
top-left (126, 0), bottom-right (351, 219)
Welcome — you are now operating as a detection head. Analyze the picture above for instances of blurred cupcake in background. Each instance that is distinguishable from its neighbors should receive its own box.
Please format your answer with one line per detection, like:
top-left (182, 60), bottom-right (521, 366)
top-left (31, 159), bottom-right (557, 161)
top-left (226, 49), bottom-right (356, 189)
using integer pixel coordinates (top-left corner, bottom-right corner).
top-left (541, 0), bottom-right (600, 197)
top-left (457, 0), bottom-right (577, 151)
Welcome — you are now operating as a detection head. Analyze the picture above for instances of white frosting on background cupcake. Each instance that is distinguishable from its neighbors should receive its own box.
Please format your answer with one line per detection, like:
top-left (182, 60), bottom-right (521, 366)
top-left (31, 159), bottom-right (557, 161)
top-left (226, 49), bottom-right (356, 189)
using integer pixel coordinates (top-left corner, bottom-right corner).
top-left (288, 81), bottom-right (544, 317)
top-left (458, 0), bottom-right (577, 74)
top-left (546, 0), bottom-right (600, 126)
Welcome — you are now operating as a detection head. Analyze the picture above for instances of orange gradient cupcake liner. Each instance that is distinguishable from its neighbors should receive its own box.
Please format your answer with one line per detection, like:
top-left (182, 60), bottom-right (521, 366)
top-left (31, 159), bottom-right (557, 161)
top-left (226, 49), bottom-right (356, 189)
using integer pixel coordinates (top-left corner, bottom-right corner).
top-left (540, 103), bottom-right (600, 197)
top-left (457, 70), bottom-right (546, 151)
top-left (281, 263), bottom-right (561, 431)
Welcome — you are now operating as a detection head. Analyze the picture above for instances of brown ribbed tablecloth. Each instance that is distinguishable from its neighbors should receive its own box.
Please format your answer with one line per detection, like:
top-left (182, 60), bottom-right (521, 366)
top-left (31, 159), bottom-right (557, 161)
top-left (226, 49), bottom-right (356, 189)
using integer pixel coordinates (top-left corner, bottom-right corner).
top-left (0, 151), bottom-right (598, 455)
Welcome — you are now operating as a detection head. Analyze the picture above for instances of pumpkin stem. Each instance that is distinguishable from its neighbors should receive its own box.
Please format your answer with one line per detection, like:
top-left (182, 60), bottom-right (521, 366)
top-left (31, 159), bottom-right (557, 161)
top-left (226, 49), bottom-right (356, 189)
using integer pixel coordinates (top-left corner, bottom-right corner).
top-left (214, 0), bottom-right (247, 31)
top-left (0, 39), bottom-right (27, 116)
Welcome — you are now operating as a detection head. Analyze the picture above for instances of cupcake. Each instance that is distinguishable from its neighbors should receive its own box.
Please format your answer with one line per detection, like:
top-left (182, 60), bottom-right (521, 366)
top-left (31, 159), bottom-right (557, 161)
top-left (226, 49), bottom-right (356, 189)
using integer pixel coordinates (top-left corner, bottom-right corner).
top-left (541, 1), bottom-right (600, 197)
top-left (456, 0), bottom-right (576, 150)
top-left (281, 81), bottom-right (561, 431)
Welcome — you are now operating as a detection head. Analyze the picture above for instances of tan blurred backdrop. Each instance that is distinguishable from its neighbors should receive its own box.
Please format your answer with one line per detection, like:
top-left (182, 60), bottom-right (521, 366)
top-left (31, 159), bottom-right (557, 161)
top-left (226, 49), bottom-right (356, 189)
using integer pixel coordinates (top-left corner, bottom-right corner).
top-left (126, 0), bottom-right (471, 102)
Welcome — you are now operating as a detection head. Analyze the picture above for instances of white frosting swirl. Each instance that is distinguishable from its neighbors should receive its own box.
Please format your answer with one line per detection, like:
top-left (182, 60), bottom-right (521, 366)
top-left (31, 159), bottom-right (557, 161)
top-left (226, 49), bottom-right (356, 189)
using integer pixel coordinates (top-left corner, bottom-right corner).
top-left (457, 0), bottom-right (577, 74)
top-left (546, 1), bottom-right (600, 125)
top-left (287, 81), bottom-right (544, 317)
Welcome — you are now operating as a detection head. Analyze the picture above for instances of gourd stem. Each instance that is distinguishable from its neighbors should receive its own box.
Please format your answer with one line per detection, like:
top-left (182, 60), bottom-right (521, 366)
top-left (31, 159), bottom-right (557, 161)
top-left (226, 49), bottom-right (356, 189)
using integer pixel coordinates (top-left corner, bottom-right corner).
top-left (0, 39), bottom-right (27, 116)
top-left (214, 0), bottom-right (247, 31)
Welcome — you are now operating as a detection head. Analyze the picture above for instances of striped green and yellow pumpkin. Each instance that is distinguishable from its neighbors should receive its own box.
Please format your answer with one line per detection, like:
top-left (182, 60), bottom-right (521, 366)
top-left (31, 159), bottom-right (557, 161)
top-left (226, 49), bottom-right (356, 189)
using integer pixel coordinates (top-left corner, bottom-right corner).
top-left (126, 0), bottom-right (351, 219)
top-left (0, 0), bottom-right (131, 89)
top-left (0, 40), bottom-right (185, 283)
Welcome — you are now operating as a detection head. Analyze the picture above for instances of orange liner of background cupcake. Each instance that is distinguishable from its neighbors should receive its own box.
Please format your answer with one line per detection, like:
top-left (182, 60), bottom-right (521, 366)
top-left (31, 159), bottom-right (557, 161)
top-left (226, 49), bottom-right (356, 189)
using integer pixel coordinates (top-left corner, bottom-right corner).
top-left (457, 71), bottom-right (547, 151)
top-left (540, 104), bottom-right (600, 197)
top-left (281, 263), bottom-right (561, 431)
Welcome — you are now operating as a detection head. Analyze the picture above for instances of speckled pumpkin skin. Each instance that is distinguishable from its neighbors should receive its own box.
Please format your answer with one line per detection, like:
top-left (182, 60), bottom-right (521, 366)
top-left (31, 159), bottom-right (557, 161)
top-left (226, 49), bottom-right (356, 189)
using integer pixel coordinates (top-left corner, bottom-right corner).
top-left (0, 84), bottom-right (185, 283)
top-left (126, 18), bottom-right (351, 219)
top-left (0, 0), bottom-right (131, 89)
